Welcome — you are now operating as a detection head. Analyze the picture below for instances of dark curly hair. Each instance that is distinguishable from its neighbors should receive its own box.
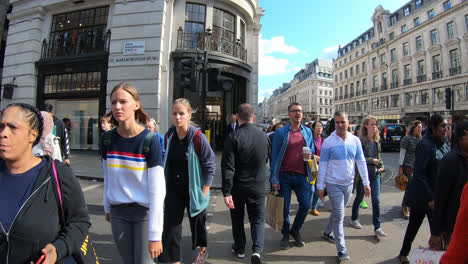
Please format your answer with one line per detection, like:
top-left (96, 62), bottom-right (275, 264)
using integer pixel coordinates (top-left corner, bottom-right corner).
top-left (2, 103), bottom-right (43, 146)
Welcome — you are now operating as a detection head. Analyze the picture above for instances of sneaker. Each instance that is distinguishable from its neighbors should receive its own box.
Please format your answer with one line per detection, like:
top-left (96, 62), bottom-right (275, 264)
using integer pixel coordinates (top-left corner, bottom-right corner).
top-left (401, 206), bottom-right (410, 220)
top-left (318, 199), bottom-right (325, 208)
top-left (322, 232), bottom-right (335, 243)
top-left (349, 219), bottom-right (362, 229)
top-left (309, 209), bottom-right (320, 216)
top-left (251, 252), bottom-right (262, 264)
top-left (375, 228), bottom-right (388, 237)
top-left (280, 234), bottom-right (290, 250)
top-left (338, 251), bottom-right (351, 261)
top-left (360, 201), bottom-right (368, 209)
top-left (290, 230), bottom-right (305, 247)
top-left (231, 244), bottom-right (245, 258)
top-left (193, 249), bottom-right (208, 264)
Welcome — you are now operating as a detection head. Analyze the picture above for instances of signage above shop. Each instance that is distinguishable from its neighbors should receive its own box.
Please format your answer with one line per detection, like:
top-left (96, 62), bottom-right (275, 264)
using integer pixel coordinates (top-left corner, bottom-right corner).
top-left (123, 41), bottom-right (145, 55)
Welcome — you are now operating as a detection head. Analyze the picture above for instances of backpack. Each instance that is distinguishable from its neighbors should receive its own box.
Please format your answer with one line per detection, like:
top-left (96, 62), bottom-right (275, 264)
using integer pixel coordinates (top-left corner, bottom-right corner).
top-left (101, 129), bottom-right (155, 160)
top-left (165, 129), bottom-right (202, 159)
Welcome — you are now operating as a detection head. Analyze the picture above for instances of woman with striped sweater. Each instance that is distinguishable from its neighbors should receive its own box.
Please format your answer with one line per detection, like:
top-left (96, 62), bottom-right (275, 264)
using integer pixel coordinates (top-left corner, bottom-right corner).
top-left (101, 82), bottom-right (166, 263)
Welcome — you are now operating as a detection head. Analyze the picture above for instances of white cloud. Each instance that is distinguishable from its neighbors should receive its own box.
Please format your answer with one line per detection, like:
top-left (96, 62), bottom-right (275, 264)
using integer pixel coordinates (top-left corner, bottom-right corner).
top-left (319, 44), bottom-right (345, 60)
top-left (259, 35), bottom-right (300, 76)
top-left (260, 36), bottom-right (300, 55)
top-left (259, 88), bottom-right (276, 99)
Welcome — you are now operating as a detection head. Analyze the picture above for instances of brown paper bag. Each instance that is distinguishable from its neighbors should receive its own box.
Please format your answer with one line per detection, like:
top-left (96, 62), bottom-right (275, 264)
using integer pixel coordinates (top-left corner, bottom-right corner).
top-left (266, 192), bottom-right (284, 231)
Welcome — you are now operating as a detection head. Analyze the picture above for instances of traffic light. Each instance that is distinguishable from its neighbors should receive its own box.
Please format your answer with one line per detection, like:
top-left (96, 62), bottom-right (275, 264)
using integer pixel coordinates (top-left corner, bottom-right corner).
top-left (445, 87), bottom-right (452, 110)
top-left (208, 68), bottom-right (233, 91)
top-left (177, 58), bottom-right (198, 92)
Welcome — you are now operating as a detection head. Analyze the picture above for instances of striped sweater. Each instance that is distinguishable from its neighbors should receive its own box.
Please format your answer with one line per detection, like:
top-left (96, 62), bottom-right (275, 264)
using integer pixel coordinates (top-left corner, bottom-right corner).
top-left (316, 131), bottom-right (369, 190)
top-left (101, 128), bottom-right (166, 241)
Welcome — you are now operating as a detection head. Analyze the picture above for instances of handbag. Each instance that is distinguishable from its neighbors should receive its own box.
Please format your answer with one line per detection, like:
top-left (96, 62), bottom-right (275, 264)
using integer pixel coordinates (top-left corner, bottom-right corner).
top-left (395, 169), bottom-right (409, 191)
top-left (306, 155), bottom-right (319, 185)
top-left (265, 192), bottom-right (284, 231)
top-left (409, 247), bottom-right (445, 263)
top-left (52, 161), bottom-right (100, 264)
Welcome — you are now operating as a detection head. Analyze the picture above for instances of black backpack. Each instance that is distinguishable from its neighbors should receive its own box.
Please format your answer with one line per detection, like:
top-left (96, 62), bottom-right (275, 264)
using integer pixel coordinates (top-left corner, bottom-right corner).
top-left (101, 129), bottom-right (154, 160)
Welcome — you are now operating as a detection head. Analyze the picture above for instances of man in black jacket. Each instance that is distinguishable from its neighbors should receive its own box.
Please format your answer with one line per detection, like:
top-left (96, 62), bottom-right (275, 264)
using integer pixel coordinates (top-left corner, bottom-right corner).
top-left (429, 120), bottom-right (468, 250)
top-left (41, 104), bottom-right (71, 165)
top-left (222, 103), bottom-right (271, 264)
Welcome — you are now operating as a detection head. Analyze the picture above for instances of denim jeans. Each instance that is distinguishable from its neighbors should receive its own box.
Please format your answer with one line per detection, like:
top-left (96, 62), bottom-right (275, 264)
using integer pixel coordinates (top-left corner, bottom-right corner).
top-left (110, 203), bottom-right (154, 264)
top-left (324, 183), bottom-right (353, 254)
top-left (230, 193), bottom-right (265, 253)
top-left (279, 173), bottom-right (312, 235)
top-left (311, 184), bottom-right (320, 210)
top-left (351, 173), bottom-right (381, 230)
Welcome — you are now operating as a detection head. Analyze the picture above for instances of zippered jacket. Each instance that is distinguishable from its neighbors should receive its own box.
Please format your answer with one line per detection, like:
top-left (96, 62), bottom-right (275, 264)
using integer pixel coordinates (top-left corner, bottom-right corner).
top-left (165, 125), bottom-right (216, 217)
top-left (270, 123), bottom-right (315, 185)
top-left (0, 156), bottom-right (90, 264)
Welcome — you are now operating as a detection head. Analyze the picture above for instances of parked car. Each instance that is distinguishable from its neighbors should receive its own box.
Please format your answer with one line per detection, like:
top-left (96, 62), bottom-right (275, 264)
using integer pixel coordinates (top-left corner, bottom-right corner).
top-left (379, 124), bottom-right (407, 152)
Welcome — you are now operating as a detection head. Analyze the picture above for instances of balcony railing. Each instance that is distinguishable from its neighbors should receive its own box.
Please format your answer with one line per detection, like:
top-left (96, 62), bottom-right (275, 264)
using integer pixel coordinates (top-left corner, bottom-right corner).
top-left (372, 87), bottom-right (378, 93)
top-left (356, 91), bottom-right (361, 96)
top-left (432, 71), bottom-right (442, 80)
top-left (381, 83), bottom-right (388, 91)
top-left (391, 81), bottom-right (399, 89)
top-left (335, 96), bottom-right (338, 101)
top-left (417, 74), bottom-right (427, 83)
top-left (41, 29), bottom-right (111, 59)
top-left (403, 78), bottom-right (412, 86)
top-left (362, 89), bottom-right (367, 95)
top-left (339, 96), bottom-right (343, 100)
top-left (344, 94), bottom-right (349, 99)
top-left (350, 92), bottom-right (354, 97)
top-left (449, 66), bottom-right (461, 76)
top-left (176, 28), bottom-right (247, 62)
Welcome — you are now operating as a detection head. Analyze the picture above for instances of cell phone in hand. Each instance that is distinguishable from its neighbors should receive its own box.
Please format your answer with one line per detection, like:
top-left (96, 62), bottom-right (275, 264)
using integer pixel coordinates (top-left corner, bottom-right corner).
top-left (36, 255), bottom-right (45, 264)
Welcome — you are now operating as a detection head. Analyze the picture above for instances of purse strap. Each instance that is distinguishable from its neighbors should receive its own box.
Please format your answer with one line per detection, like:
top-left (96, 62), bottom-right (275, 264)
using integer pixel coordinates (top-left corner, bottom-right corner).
top-left (52, 161), bottom-right (65, 220)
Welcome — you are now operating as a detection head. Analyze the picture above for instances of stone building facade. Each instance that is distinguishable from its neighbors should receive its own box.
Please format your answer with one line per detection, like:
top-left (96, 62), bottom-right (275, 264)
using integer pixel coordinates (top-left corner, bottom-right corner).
top-left (333, 0), bottom-right (468, 125)
top-left (266, 59), bottom-right (334, 123)
top-left (1, 0), bottom-right (262, 150)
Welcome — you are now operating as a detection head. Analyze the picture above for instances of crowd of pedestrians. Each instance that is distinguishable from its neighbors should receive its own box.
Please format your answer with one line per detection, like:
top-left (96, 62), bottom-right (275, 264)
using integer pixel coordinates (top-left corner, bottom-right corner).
top-left (1, 81), bottom-right (467, 264)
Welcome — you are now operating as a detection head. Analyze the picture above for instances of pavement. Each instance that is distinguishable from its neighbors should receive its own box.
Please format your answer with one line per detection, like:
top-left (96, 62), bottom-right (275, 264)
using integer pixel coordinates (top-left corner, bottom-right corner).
top-left (74, 151), bottom-right (431, 264)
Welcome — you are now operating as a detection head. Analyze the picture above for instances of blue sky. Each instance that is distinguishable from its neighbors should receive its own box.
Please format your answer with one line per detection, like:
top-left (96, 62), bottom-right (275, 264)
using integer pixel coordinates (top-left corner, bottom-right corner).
top-left (257, 0), bottom-right (410, 102)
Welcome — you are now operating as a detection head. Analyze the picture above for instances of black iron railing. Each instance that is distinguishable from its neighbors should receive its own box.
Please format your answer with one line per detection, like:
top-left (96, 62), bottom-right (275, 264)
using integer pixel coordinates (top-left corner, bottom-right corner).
top-left (41, 29), bottom-right (111, 59)
top-left (356, 91), bottom-right (361, 96)
top-left (372, 87), bottom-right (378, 93)
top-left (362, 89), bottom-right (367, 95)
top-left (449, 66), bottom-right (461, 76)
top-left (176, 28), bottom-right (247, 62)
top-left (344, 94), bottom-right (348, 99)
top-left (432, 71), bottom-right (442, 80)
top-left (391, 81), bottom-right (399, 89)
top-left (403, 78), bottom-right (412, 86)
top-left (417, 74), bottom-right (427, 83)
top-left (350, 92), bottom-right (354, 97)
top-left (381, 83), bottom-right (387, 91)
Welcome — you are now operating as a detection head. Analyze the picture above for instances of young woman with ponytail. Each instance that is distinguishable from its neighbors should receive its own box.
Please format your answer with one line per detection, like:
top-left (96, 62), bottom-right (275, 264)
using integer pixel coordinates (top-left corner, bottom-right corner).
top-left (100, 82), bottom-right (166, 263)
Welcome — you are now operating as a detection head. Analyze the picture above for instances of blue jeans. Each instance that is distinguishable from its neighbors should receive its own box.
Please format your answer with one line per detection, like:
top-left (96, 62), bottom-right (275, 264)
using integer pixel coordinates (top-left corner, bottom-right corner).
top-left (311, 185), bottom-right (320, 210)
top-left (110, 203), bottom-right (154, 264)
top-left (324, 183), bottom-right (353, 254)
top-left (351, 174), bottom-right (381, 230)
top-left (279, 173), bottom-right (312, 235)
top-left (230, 193), bottom-right (265, 253)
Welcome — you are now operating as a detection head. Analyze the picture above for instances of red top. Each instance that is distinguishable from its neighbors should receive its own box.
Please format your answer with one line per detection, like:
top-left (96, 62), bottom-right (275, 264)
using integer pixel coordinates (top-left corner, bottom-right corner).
top-left (440, 182), bottom-right (468, 264)
top-left (280, 129), bottom-right (306, 175)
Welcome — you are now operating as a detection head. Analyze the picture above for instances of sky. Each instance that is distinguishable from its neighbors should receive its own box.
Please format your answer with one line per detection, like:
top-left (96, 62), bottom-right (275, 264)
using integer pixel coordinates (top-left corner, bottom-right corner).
top-left (257, 0), bottom-right (410, 102)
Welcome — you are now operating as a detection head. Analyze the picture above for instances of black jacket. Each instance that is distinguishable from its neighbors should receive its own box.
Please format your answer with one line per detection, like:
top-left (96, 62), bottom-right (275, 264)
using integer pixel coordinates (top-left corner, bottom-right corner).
top-left (221, 123), bottom-right (271, 198)
top-left (0, 157), bottom-right (90, 264)
top-left (432, 148), bottom-right (468, 236)
top-left (53, 117), bottom-right (70, 160)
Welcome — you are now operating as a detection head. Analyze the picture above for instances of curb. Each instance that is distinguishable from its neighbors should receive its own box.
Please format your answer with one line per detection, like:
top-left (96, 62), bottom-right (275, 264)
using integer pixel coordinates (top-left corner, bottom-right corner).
top-left (76, 175), bottom-right (104, 182)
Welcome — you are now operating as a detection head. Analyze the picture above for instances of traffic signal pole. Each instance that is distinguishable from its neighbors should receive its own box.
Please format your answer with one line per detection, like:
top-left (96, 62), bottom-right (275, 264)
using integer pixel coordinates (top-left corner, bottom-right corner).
top-left (201, 50), bottom-right (208, 133)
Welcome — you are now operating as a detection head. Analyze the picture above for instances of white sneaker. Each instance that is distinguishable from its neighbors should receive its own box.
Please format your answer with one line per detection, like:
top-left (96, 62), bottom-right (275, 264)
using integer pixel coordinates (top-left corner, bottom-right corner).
top-left (349, 220), bottom-right (362, 229)
top-left (375, 228), bottom-right (388, 237)
top-left (318, 199), bottom-right (325, 208)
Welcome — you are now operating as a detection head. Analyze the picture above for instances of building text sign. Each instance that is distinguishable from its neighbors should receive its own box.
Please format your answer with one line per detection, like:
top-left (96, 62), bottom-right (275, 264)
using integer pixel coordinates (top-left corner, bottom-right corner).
top-left (123, 41), bottom-right (145, 55)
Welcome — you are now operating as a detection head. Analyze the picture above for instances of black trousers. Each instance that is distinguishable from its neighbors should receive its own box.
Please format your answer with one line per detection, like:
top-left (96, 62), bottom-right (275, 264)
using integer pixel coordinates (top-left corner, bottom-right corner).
top-left (399, 206), bottom-right (433, 257)
top-left (158, 184), bottom-right (207, 263)
top-left (230, 192), bottom-right (266, 253)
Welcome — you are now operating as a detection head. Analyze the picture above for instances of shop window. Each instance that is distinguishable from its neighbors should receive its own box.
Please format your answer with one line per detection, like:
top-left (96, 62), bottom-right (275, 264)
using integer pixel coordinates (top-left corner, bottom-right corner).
top-left (47, 6), bottom-right (109, 58)
top-left (44, 72), bottom-right (101, 94)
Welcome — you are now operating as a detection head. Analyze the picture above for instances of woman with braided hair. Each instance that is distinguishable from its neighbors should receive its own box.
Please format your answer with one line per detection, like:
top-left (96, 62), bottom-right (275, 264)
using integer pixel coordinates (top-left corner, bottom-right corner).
top-left (0, 103), bottom-right (90, 264)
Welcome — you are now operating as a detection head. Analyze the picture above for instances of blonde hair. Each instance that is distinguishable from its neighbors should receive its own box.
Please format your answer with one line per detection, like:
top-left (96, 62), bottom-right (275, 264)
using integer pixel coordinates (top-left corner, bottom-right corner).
top-left (409, 120), bottom-right (423, 139)
top-left (172, 98), bottom-right (196, 126)
top-left (100, 112), bottom-right (112, 123)
top-left (359, 115), bottom-right (380, 142)
top-left (110, 82), bottom-right (150, 126)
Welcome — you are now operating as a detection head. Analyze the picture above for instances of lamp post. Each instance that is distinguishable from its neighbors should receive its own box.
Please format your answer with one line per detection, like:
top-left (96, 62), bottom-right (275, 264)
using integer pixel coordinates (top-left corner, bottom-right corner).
top-left (201, 28), bottom-right (212, 133)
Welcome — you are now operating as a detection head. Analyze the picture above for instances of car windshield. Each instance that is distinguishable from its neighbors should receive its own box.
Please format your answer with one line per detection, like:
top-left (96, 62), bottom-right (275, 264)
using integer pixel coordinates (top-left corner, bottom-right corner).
top-left (385, 125), bottom-right (405, 136)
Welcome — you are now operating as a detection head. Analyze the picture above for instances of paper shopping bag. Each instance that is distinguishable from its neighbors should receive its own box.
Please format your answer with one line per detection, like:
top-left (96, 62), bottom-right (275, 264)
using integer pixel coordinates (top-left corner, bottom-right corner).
top-left (265, 192), bottom-right (284, 231)
top-left (409, 247), bottom-right (445, 264)
top-left (307, 155), bottom-right (319, 184)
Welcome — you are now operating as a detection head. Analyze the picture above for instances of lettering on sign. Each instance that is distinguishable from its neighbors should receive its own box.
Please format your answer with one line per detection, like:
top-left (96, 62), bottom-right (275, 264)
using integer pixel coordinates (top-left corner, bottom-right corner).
top-left (109, 56), bottom-right (159, 63)
top-left (123, 41), bottom-right (145, 55)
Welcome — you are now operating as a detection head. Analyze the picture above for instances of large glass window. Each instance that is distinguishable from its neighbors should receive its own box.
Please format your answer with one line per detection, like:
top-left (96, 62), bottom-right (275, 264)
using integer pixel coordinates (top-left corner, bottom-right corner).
top-left (404, 6), bottom-right (411, 16)
top-left (381, 53), bottom-right (386, 65)
top-left (433, 87), bottom-right (445, 104)
top-left (406, 92), bottom-right (418, 105)
top-left (428, 9), bottom-right (435, 19)
top-left (443, 1), bottom-right (451, 11)
top-left (417, 60), bottom-right (425, 75)
top-left (372, 57), bottom-right (377, 69)
top-left (404, 64), bottom-right (411, 80)
top-left (420, 89), bottom-right (429, 105)
top-left (356, 64), bottom-right (360, 74)
top-left (45, 99), bottom-right (99, 150)
top-left (430, 29), bottom-right (438, 45)
top-left (432, 54), bottom-right (441, 73)
top-left (403, 42), bottom-right (409, 56)
top-left (185, 3), bottom-right (206, 33)
top-left (47, 6), bottom-right (109, 58)
top-left (391, 15), bottom-right (398, 26)
top-left (391, 94), bottom-right (400, 107)
top-left (392, 69), bottom-right (399, 87)
top-left (401, 24), bottom-right (407, 33)
top-left (381, 96), bottom-right (389, 108)
top-left (44, 72), bottom-right (101, 94)
top-left (447, 21), bottom-right (455, 39)
top-left (414, 17), bottom-right (421, 27)
top-left (449, 49), bottom-right (460, 68)
top-left (416, 36), bottom-right (423, 51)
top-left (212, 8), bottom-right (236, 55)
top-left (391, 48), bottom-right (397, 62)
top-left (416, 0), bottom-right (423, 8)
